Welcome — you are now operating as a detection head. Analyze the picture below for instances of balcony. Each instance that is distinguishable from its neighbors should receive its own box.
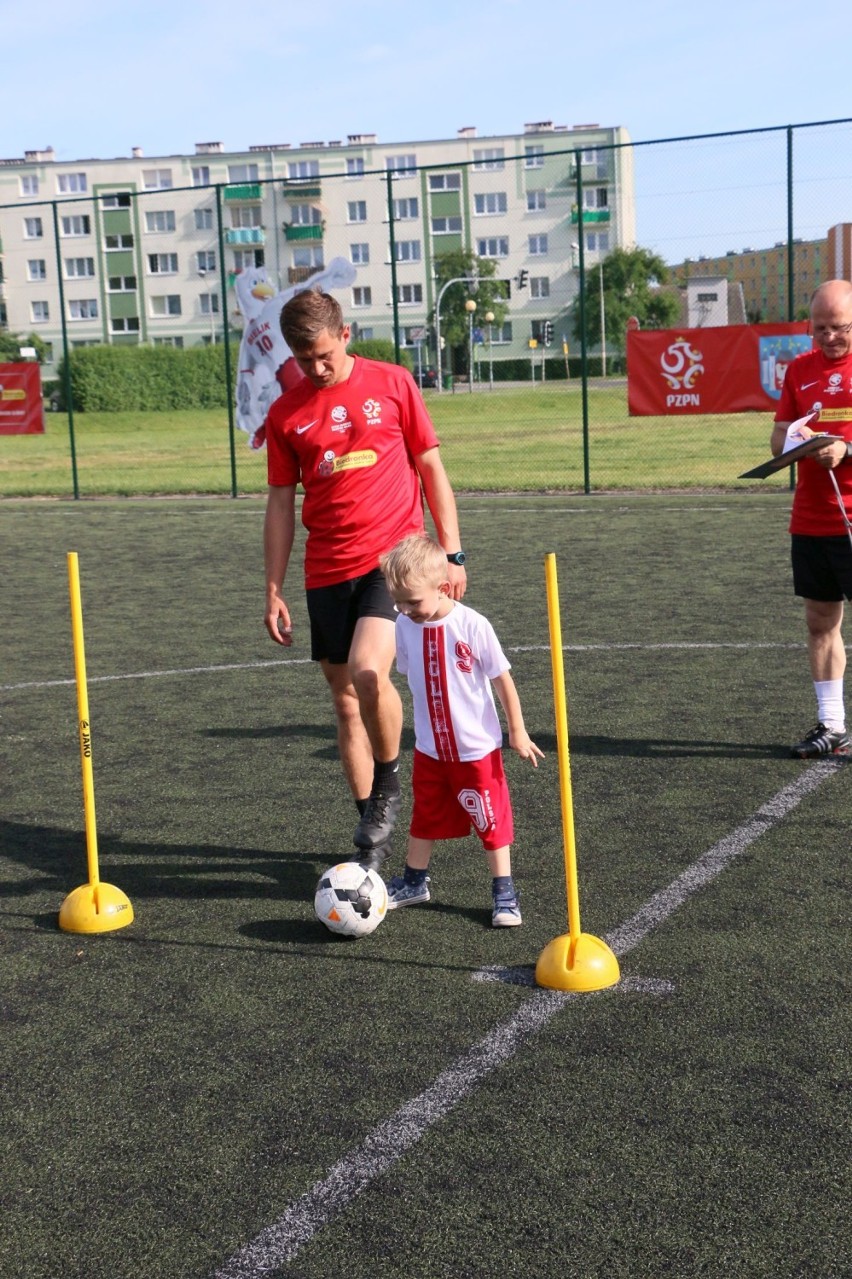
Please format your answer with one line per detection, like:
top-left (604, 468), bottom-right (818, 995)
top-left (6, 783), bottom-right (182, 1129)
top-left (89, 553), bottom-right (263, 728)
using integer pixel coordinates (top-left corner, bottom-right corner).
top-left (570, 208), bottom-right (611, 224)
top-left (288, 264), bottom-right (324, 284)
top-left (224, 184), bottom-right (261, 201)
top-left (283, 223), bottom-right (324, 242)
top-left (281, 183), bottom-right (322, 199)
top-left (224, 227), bottom-right (266, 245)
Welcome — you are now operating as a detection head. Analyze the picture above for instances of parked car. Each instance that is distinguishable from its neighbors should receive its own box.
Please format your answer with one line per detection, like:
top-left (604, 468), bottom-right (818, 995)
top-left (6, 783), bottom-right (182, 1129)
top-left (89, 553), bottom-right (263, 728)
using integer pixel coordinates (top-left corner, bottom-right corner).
top-left (414, 366), bottom-right (438, 389)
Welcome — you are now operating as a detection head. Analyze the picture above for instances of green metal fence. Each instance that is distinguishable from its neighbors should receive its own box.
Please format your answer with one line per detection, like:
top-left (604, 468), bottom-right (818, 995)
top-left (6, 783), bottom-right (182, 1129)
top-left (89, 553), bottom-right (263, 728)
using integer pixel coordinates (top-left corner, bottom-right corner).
top-left (2, 116), bottom-right (850, 497)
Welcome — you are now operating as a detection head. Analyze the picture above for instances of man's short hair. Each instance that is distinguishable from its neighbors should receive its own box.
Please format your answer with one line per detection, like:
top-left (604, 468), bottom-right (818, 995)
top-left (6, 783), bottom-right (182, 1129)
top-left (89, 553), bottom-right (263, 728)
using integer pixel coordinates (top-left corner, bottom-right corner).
top-left (280, 290), bottom-right (345, 350)
top-left (381, 535), bottom-right (447, 592)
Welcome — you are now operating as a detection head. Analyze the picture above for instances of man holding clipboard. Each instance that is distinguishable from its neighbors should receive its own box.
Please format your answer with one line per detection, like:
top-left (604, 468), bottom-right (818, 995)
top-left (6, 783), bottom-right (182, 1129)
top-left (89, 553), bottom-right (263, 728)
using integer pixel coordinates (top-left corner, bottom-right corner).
top-left (769, 279), bottom-right (852, 757)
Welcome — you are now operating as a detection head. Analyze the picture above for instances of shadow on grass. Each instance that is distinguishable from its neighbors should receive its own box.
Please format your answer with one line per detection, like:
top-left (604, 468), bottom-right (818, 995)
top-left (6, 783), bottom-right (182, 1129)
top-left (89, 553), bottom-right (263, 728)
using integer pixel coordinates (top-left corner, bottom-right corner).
top-left (0, 818), bottom-right (323, 906)
top-left (535, 732), bottom-right (787, 759)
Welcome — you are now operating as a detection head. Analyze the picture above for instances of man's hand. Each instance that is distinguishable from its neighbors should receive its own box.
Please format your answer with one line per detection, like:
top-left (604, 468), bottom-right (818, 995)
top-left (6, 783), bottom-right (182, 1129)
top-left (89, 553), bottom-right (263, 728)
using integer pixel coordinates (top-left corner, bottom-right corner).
top-left (265, 593), bottom-right (293, 646)
top-left (446, 562), bottom-right (467, 601)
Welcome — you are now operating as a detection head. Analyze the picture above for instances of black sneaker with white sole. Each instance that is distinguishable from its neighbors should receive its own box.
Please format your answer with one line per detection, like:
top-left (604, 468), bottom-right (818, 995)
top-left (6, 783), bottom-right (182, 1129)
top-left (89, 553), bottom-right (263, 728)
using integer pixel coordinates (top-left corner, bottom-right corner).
top-left (789, 722), bottom-right (851, 758)
top-left (347, 840), bottom-right (392, 874)
top-left (353, 791), bottom-right (402, 850)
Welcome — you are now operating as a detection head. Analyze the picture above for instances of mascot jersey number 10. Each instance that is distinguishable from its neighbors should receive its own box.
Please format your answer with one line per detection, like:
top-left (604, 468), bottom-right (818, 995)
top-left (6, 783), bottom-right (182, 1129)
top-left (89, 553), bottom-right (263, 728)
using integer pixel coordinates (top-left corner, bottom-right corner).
top-left (234, 256), bottom-right (357, 449)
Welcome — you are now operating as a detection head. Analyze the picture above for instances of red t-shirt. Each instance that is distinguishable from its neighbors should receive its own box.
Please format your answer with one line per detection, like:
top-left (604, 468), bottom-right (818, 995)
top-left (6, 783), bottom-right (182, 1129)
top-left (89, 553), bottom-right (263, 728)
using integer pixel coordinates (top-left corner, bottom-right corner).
top-left (775, 348), bottom-right (852, 535)
top-left (265, 356), bottom-right (440, 587)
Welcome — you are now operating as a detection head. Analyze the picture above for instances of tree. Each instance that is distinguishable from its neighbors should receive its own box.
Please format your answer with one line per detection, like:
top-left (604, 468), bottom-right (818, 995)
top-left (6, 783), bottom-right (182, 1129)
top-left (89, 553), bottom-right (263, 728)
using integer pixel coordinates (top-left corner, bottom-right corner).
top-left (430, 250), bottom-right (509, 372)
top-left (572, 246), bottom-right (680, 354)
top-left (0, 330), bottom-right (50, 363)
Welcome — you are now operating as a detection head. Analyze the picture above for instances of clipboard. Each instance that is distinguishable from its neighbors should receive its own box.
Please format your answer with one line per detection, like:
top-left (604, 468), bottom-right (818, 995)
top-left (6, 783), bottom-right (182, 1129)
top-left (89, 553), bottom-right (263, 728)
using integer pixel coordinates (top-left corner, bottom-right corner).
top-left (738, 434), bottom-right (845, 480)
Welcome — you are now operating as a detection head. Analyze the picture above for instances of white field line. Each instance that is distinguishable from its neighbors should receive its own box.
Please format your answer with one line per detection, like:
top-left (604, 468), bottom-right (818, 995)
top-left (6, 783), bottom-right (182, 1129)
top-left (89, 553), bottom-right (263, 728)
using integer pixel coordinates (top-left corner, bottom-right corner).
top-left (209, 758), bottom-right (843, 1279)
top-left (0, 641), bottom-right (814, 694)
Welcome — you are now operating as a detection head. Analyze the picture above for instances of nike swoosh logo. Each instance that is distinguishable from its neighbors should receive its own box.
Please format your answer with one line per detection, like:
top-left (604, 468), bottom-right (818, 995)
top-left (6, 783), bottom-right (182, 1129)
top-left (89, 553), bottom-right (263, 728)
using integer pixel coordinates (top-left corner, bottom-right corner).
top-left (801, 381), bottom-right (820, 390)
top-left (296, 420), bottom-right (318, 434)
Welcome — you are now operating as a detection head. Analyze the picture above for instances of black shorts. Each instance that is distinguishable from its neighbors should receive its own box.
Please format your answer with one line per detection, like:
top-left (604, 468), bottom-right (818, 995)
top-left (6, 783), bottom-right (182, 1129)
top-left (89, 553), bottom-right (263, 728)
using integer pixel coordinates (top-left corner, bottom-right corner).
top-left (791, 533), bottom-right (852, 602)
top-left (306, 568), bottom-right (396, 663)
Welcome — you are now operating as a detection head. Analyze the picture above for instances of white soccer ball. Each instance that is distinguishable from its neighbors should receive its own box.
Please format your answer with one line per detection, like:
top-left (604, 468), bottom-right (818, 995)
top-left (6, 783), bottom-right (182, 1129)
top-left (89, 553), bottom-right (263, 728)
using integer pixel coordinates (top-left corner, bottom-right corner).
top-left (314, 862), bottom-right (388, 938)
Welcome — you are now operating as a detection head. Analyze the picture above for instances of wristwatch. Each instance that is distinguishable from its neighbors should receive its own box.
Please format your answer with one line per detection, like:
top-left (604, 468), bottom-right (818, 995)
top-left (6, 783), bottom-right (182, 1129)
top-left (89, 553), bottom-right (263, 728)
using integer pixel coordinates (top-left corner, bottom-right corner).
top-left (446, 551), bottom-right (466, 566)
top-left (846, 440), bottom-right (852, 459)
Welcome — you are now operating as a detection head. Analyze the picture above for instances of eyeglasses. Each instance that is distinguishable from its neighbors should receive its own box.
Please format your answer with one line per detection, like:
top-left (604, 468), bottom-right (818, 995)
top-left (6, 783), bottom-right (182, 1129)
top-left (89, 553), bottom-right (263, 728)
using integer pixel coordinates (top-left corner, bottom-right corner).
top-left (812, 320), bottom-right (852, 337)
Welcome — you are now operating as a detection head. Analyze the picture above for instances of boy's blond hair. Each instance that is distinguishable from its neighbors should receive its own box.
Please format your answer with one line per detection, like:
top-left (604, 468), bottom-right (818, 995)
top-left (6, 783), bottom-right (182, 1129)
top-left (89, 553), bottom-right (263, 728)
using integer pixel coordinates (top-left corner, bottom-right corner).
top-left (381, 534), bottom-right (448, 592)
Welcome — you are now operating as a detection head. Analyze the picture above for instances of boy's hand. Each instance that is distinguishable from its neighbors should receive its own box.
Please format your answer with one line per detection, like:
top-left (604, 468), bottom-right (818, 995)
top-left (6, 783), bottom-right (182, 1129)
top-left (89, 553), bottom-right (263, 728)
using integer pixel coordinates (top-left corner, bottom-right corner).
top-left (510, 731), bottom-right (545, 768)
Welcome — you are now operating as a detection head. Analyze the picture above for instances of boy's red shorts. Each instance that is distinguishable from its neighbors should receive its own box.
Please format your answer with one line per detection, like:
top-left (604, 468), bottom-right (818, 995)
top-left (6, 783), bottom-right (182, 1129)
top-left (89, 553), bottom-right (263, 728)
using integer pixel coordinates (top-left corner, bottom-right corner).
top-left (409, 747), bottom-right (514, 850)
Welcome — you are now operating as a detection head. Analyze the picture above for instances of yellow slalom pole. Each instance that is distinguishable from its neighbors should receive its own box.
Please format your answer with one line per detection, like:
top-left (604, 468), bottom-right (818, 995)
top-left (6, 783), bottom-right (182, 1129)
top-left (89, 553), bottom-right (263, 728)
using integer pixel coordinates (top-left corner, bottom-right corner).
top-left (58, 552), bottom-right (133, 935)
top-left (535, 553), bottom-right (619, 992)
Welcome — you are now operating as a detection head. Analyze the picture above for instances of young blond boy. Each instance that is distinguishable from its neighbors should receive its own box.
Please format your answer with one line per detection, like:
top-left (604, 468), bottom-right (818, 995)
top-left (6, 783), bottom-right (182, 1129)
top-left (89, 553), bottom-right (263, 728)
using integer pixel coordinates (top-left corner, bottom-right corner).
top-left (380, 534), bottom-right (543, 926)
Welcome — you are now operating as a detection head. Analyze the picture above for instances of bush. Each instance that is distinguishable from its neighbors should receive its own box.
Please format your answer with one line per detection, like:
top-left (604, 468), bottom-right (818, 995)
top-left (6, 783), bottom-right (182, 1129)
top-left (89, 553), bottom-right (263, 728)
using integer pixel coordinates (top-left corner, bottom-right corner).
top-left (56, 344), bottom-right (237, 412)
top-left (349, 339), bottom-right (413, 371)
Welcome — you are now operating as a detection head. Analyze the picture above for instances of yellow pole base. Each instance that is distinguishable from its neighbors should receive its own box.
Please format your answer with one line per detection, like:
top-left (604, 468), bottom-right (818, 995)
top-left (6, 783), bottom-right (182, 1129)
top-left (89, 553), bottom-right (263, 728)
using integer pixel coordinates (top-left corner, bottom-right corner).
top-left (535, 931), bottom-right (620, 992)
top-left (58, 882), bottom-right (134, 934)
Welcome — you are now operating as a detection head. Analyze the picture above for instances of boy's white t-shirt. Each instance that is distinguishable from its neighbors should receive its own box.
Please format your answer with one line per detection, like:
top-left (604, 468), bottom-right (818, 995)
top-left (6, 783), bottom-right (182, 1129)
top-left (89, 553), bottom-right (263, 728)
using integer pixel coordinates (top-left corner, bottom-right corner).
top-left (394, 601), bottom-right (510, 763)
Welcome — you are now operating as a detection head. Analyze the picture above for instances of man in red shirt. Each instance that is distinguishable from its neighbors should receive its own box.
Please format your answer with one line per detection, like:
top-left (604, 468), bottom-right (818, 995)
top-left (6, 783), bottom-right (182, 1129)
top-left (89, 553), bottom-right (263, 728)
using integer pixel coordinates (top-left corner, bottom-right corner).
top-left (772, 278), bottom-right (852, 757)
top-left (262, 290), bottom-right (467, 865)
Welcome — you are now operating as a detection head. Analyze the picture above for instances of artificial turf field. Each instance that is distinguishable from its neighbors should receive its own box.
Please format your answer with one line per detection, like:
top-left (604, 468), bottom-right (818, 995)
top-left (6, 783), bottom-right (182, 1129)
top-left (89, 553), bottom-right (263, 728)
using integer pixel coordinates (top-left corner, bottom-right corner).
top-left (1, 493), bottom-right (849, 1279)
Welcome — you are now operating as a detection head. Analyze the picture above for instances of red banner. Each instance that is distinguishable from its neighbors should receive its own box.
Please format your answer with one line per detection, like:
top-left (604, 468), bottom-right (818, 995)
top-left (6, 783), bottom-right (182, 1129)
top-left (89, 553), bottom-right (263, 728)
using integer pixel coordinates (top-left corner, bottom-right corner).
top-left (0, 363), bottom-right (45, 434)
top-left (627, 322), bottom-right (811, 416)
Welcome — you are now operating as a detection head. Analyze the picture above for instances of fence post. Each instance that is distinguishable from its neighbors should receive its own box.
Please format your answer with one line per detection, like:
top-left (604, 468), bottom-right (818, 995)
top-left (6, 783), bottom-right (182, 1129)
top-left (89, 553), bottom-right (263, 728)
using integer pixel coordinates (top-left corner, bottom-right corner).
top-left (575, 151), bottom-right (591, 494)
top-left (215, 183), bottom-right (238, 498)
top-left (51, 201), bottom-right (80, 499)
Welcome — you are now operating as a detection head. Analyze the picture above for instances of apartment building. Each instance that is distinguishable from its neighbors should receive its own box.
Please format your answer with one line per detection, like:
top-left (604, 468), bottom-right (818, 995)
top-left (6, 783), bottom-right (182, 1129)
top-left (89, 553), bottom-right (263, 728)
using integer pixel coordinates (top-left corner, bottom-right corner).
top-left (0, 122), bottom-right (635, 374)
top-left (672, 236), bottom-right (831, 322)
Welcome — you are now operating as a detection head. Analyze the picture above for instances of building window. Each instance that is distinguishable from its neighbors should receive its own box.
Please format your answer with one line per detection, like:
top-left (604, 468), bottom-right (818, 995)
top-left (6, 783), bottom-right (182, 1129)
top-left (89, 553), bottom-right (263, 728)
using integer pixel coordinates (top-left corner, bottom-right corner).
top-left (153, 336), bottom-right (184, 347)
top-left (31, 300), bottom-right (50, 323)
top-left (386, 154), bottom-right (416, 176)
top-left (530, 276), bottom-right (550, 298)
top-left (195, 207), bottom-right (214, 230)
top-left (231, 205), bottom-right (262, 228)
top-left (476, 237), bottom-right (509, 259)
top-left (529, 234), bottom-right (548, 255)
top-left (69, 299), bottom-right (98, 320)
top-left (200, 293), bottom-right (220, 315)
top-left (581, 149), bottom-right (599, 165)
top-left (346, 157), bottom-right (364, 179)
top-left (105, 233), bottom-right (134, 250)
top-left (527, 190), bottom-right (546, 211)
top-left (350, 242), bottom-right (370, 265)
top-left (586, 230), bottom-right (610, 253)
top-left (492, 321), bottom-right (513, 344)
top-left (524, 145), bottom-right (544, 169)
top-left (396, 283), bottom-right (423, 305)
top-left (289, 159), bottom-right (320, 182)
top-left (473, 147), bottom-right (505, 171)
top-left (290, 203), bottom-right (322, 226)
top-left (101, 192), bottom-right (131, 209)
top-left (145, 210), bottom-right (176, 233)
top-left (142, 169), bottom-right (173, 190)
top-left (233, 248), bottom-right (264, 269)
top-left (107, 276), bottom-right (137, 292)
top-left (150, 295), bottom-right (182, 316)
top-left (392, 197), bottom-right (419, 220)
top-left (111, 316), bottom-right (140, 333)
top-left (24, 217), bottom-right (43, 239)
top-left (584, 187), bottom-right (608, 209)
top-left (293, 246), bottom-right (323, 269)
top-left (192, 166), bottom-right (211, 187)
top-left (228, 163), bottom-right (259, 183)
top-left (27, 259), bottom-right (47, 281)
top-left (197, 250), bottom-right (216, 272)
top-left (61, 215), bottom-right (91, 237)
top-left (148, 253), bottom-right (179, 274)
top-left (58, 172), bottom-right (88, 194)
top-left (20, 174), bottom-right (39, 196)
top-left (347, 201), bottom-right (367, 223)
top-left (352, 286), bottom-right (372, 307)
top-left (64, 257), bottom-right (96, 278)
top-left (431, 215), bottom-right (463, 235)
top-left (394, 240), bottom-right (421, 263)
top-left (429, 173), bottom-right (461, 191)
top-left (474, 192), bottom-right (507, 216)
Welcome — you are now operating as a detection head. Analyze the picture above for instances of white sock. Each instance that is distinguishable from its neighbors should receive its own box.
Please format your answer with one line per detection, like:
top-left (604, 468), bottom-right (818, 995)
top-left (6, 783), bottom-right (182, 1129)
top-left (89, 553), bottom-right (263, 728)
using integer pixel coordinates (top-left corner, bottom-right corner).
top-left (814, 679), bottom-right (845, 731)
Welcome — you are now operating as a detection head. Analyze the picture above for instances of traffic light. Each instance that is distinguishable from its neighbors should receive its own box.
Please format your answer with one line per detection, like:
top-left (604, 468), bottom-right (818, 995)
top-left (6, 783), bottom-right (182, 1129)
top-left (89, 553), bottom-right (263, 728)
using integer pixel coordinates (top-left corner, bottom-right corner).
top-left (542, 320), bottom-right (554, 347)
top-left (517, 268), bottom-right (528, 290)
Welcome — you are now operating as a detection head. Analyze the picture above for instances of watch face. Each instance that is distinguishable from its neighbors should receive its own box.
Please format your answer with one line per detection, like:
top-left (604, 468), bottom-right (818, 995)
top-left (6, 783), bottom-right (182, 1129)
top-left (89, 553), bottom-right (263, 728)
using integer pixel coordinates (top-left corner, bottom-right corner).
top-left (448, 551), bottom-right (466, 566)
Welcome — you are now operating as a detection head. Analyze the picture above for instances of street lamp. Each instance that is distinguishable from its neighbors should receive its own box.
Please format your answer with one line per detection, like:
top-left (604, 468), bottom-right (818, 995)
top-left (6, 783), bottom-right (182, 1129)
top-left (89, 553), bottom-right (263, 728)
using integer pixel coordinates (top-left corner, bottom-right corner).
top-left (465, 299), bottom-right (476, 393)
top-left (485, 310), bottom-right (494, 389)
top-left (434, 273), bottom-right (479, 394)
